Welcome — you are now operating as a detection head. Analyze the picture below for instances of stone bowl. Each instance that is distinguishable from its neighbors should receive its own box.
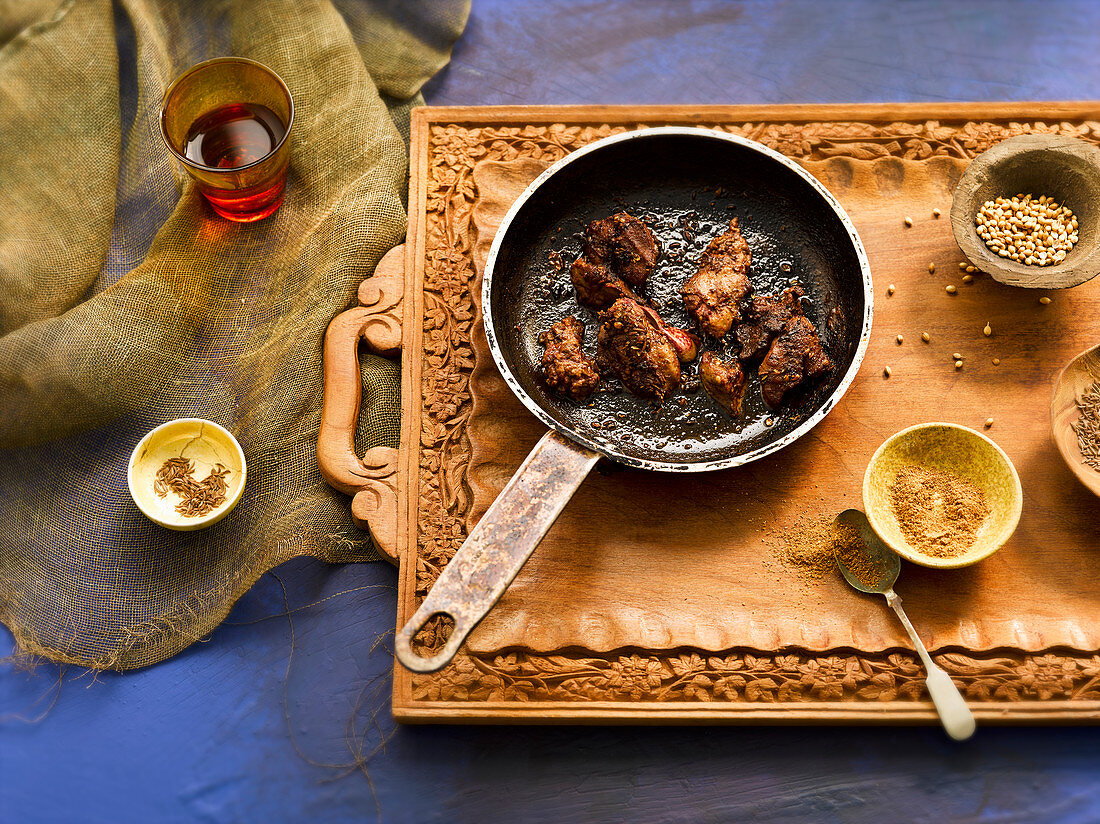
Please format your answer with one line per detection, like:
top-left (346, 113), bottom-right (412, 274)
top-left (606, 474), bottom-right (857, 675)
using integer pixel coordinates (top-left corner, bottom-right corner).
top-left (1050, 342), bottom-right (1100, 498)
top-left (128, 418), bottom-right (247, 530)
top-left (863, 422), bottom-right (1022, 569)
top-left (951, 134), bottom-right (1100, 289)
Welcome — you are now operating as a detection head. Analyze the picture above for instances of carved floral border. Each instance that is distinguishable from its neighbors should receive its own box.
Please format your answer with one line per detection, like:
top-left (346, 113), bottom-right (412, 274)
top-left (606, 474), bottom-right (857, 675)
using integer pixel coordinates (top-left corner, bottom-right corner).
top-left (412, 116), bottom-right (1100, 707)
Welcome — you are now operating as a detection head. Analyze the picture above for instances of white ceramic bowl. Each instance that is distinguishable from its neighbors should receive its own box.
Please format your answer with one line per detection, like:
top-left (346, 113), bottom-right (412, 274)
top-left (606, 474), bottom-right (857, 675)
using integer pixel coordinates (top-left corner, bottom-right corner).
top-left (128, 418), bottom-right (247, 530)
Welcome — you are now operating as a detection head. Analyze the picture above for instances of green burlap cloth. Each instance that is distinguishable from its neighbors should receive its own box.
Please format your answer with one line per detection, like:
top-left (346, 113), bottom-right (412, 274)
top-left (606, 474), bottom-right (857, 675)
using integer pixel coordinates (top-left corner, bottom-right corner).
top-left (0, 0), bottom-right (468, 669)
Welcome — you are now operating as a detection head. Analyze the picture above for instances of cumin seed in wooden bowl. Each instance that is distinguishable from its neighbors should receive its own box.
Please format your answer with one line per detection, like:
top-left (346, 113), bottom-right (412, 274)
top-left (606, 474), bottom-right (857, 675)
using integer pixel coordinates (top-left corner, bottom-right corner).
top-left (1051, 341), bottom-right (1100, 499)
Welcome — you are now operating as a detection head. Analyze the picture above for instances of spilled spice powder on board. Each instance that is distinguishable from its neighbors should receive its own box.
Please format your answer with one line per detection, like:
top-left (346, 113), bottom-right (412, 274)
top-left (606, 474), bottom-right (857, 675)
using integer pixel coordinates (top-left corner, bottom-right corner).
top-left (766, 515), bottom-right (837, 579)
top-left (887, 464), bottom-right (990, 557)
top-left (766, 516), bottom-right (872, 582)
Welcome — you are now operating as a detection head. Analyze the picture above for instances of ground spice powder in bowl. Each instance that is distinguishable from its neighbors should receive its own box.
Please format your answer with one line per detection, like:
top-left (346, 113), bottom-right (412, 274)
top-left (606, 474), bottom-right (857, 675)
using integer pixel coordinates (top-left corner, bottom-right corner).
top-left (862, 422), bottom-right (1023, 568)
top-left (887, 465), bottom-right (991, 558)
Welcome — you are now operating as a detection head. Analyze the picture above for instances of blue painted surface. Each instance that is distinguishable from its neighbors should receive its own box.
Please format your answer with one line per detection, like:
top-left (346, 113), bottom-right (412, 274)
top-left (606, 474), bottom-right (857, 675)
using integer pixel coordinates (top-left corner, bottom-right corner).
top-left (5, 1), bottom-right (1100, 822)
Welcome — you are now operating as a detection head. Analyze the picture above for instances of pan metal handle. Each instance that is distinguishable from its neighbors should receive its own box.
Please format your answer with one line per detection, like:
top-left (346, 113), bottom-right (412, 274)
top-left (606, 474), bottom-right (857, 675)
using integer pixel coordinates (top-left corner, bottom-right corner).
top-left (395, 429), bottom-right (600, 673)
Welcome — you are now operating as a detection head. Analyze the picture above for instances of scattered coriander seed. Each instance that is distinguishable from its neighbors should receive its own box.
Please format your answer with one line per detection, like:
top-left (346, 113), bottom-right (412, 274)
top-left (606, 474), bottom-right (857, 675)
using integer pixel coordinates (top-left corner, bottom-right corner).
top-left (888, 284), bottom-right (895, 296)
top-left (946, 284), bottom-right (957, 294)
top-left (896, 334), bottom-right (904, 345)
top-left (928, 262), bottom-right (936, 274)
top-left (993, 358), bottom-right (1001, 366)
top-left (933, 208), bottom-right (941, 218)
top-left (921, 332), bottom-right (930, 342)
top-left (1039, 296), bottom-right (1052, 305)
top-left (952, 352), bottom-right (963, 360)
top-left (883, 366), bottom-right (892, 378)
top-left (975, 194), bottom-right (1077, 266)
top-left (983, 323), bottom-right (992, 337)
top-left (965, 265), bottom-right (977, 273)
top-left (958, 261), bottom-right (968, 270)
top-left (955, 360), bottom-right (963, 370)
top-left (962, 274), bottom-right (973, 283)
top-left (984, 417), bottom-right (994, 429)
top-left (904, 216), bottom-right (913, 227)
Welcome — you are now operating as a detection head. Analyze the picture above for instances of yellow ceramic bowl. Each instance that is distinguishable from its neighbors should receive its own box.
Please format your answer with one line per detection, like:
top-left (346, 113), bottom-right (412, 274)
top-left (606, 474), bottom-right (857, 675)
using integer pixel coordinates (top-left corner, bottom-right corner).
top-left (128, 418), bottom-right (247, 531)
top-left (863, 422), bottom-right (1022, 568)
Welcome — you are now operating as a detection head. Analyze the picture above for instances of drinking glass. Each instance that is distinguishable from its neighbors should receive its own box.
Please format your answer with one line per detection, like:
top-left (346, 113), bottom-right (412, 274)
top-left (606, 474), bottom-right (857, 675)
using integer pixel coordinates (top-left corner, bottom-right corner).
top-left (160, 57), bottom-right (294, 222)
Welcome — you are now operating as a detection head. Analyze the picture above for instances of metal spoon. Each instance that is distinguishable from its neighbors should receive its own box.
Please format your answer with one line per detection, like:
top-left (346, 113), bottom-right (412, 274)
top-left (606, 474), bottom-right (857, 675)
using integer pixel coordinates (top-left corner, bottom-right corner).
top-left (833, 509), bottom-right (976, 741)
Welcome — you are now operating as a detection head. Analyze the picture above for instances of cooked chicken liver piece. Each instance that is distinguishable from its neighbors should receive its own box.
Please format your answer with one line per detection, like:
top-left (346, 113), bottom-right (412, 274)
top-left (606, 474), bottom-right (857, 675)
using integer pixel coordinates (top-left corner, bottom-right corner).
top-left (698, 352), bottom-right (748, 416)
top-left (596, 298), bottom-right (681, 400)
top-left (736, 284), bottom-right (806, 362)
top-left (584, 212), bottom-right (658, 286)
top-left (681, 217), bottom-right (752, 339)
top-left (570, 257), bottom-right (640, 310)
top-left (538, 316), bottom-right (600, 401)
top-left (758, 315), bottom-right (833, 408)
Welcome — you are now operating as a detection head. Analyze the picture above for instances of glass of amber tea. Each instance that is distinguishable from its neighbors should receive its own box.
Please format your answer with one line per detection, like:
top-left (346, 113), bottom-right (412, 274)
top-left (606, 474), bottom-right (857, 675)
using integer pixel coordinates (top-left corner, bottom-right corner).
top-left (160, 57), bottom-right (294, 222)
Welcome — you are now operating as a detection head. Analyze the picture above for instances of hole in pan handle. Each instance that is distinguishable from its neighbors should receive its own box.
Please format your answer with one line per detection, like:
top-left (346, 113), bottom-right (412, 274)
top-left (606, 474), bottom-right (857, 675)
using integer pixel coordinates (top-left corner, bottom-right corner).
top-left (394, 429), bottom-right (601, 673)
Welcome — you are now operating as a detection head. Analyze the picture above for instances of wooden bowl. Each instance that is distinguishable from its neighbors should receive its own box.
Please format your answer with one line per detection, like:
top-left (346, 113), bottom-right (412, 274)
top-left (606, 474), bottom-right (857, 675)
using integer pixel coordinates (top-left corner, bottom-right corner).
top-left (1051, 342), bottom-right (1100, 497)
top-left (950, 134), bottom-right (1100, 288)
top-left (863, 423), bottom-right (1022, 569)
top-left (128, 418), bottom-right (247, 530)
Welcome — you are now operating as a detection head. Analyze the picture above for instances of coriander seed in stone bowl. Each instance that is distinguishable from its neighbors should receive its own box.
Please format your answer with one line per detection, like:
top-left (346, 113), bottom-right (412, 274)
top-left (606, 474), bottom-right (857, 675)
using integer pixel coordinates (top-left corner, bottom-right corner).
top-left (951, 134), bottom-right (1100, 289)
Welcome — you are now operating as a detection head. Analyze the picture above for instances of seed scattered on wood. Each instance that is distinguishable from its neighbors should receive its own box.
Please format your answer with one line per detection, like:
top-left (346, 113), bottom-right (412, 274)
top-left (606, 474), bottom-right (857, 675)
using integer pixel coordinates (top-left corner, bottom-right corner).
top-left (955, 360), bottom-right (963, 370)
top-left (928, 262), bottom-right (936, 274)
top-left (1039, 296), bottom-right (1052, 305)
top-left (933, 208), bottom-right (941, 218)
top-left (965, 265), bottom-right (977, 273)
top-left (975, 194), bottom-right (1077, 266)
top-left (946, 285), bottom-right (957, 294)
top-left (883, 366), bottom-right (892, 378)
top-left (904, 216), bottom-right (913, 227)
top-left (983, 323), bottom-right (992, 337)
top-left (993, 358), bottom-right (1001, 365)
top-left (953, 352), bottom-right (963, 360)
top-left (984, 418), bottom-right (994, 429)
top-left (958, 261), bottom-right (968, 270)
top-left (921, 332), bottom-right (930, 342)
top-left (887, 284), bottom-right (895, 296)
top-left (896, 334), bottom-right (904, 345)
top-left (962, 274), bottom-right (973, 283)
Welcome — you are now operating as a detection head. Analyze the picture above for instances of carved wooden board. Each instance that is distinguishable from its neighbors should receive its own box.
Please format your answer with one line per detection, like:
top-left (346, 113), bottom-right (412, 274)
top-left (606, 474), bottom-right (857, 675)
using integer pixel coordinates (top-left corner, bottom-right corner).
top-left (379, 105), bottom-right (1100, 723)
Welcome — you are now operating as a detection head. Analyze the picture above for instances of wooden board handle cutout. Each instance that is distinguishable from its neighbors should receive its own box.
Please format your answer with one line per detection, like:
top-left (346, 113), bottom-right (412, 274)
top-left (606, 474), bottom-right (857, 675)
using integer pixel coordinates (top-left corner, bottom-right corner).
top-left (318, 244), bottom-right (405, 563)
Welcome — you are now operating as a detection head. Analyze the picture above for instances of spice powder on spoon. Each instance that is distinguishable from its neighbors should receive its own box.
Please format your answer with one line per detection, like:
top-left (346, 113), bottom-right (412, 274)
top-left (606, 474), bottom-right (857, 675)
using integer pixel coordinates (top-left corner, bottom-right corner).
top-left (832, 523), bottom-right (882, 588)
top-left (887, 465), bottom-right (991, 557)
